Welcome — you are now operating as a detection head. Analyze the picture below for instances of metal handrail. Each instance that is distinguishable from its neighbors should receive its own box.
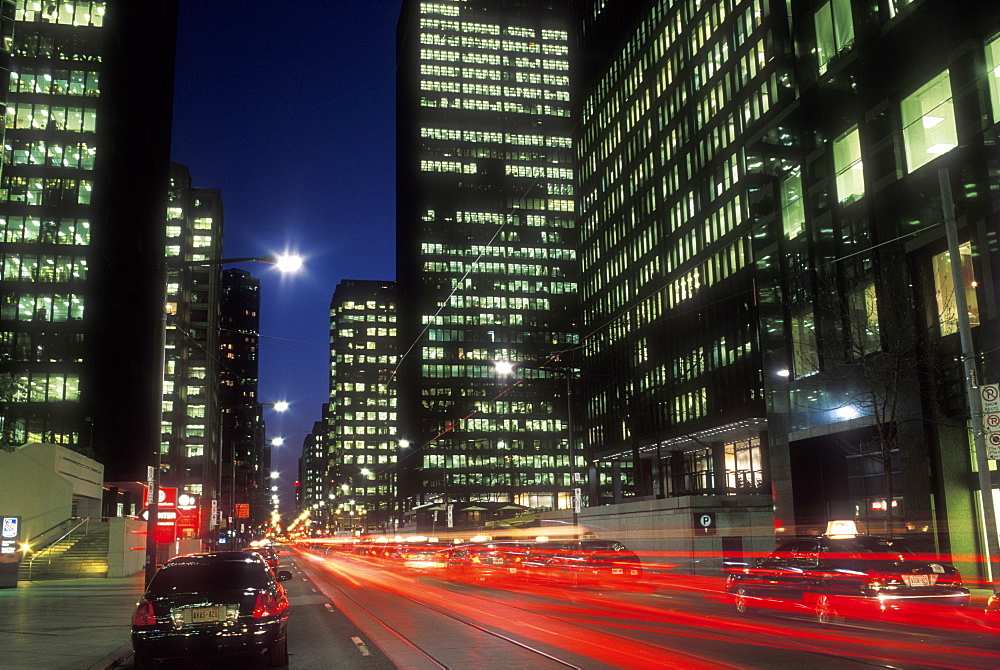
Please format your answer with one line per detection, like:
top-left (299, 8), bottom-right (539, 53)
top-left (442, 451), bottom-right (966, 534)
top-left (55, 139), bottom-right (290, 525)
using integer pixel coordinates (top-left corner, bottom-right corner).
top-left (26, 517), bottom-right (90, 581)
top-left (26, 517), bottom-right (79, 546)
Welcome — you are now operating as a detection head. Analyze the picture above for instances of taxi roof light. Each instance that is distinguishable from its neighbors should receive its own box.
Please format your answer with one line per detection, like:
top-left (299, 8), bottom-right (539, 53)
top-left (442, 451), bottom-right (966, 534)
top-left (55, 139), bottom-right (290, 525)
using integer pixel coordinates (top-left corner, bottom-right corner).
top-left (825, 519), bottom-right (859, 539)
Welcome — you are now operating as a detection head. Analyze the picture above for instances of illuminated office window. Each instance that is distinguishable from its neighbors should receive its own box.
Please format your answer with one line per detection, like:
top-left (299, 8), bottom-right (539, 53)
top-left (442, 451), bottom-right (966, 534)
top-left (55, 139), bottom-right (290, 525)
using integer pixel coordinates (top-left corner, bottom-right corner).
top-left (847, 281), bottom-right (880, 356)
top-left (791, 309), bottom-right (819, 378)
top-left (780, 170), bottom-right (805, 239)
top-left (833, 126), bottom-right (864, 204)
top-left (931, 242), bottom-right (979, 337)
top-left (901, 70), bottom-right (958, 173)
top-left (988, 35), bottom-right (1000, 125)
top-left (814, 0), bottom-right (854, 75)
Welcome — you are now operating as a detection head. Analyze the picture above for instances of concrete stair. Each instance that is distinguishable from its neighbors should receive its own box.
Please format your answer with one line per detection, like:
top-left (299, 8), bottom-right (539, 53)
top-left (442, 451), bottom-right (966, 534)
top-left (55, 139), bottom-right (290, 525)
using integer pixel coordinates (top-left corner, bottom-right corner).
top-left (19, 523), bottom-right (110, 580)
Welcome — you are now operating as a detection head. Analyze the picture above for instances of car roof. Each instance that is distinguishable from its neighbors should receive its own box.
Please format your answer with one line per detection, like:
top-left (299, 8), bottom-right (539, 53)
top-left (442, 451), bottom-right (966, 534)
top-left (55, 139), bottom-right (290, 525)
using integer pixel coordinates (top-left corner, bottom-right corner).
top-left (165, 550), bottom-right (267, 564)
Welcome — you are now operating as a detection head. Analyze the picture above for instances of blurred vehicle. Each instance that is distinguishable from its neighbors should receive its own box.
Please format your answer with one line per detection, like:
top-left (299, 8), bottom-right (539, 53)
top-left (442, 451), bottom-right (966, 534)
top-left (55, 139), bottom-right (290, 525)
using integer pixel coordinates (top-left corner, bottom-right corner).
top-left (987, 590), bottom-right (1000, 621)
top-left (398, 541), bottom-right (452, 572)
top-left (726, 522), bottom-right (970, 625)
top-left (247, 544), bottom-right (280, 572)
top-left (544, 539), bottom-right (643, 589)
top-left (131, 551), bottom-right (293, 668)
top-left (443, 542), bottom-right (532, 583)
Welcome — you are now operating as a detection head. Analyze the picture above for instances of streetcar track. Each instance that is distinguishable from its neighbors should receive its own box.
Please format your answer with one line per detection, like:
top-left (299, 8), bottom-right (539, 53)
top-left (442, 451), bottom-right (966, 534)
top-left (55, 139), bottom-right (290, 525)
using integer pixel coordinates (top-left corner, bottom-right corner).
top-left (294, 556), bottom-right (582, 669)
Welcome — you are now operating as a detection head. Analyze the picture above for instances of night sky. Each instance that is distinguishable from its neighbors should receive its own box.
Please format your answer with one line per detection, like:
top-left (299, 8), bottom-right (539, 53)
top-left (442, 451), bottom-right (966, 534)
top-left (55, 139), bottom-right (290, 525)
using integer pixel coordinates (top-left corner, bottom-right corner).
top-left (171, 1), bottom-right (403, 516)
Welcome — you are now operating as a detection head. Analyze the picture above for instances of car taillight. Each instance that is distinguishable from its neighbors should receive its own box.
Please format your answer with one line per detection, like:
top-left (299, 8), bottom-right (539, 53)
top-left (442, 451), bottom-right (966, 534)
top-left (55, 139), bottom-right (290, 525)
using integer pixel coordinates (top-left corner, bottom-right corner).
top-left (132, 599), bottom-right (157, 626)
top-left (252, 591), bottom-right (288, 618)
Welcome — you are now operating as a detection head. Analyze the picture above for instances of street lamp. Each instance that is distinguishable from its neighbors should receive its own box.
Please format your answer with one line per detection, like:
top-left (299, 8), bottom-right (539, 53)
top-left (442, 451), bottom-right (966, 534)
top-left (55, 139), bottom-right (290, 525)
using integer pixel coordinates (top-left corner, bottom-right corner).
top-left (145, 253), bottom-right (301, 586)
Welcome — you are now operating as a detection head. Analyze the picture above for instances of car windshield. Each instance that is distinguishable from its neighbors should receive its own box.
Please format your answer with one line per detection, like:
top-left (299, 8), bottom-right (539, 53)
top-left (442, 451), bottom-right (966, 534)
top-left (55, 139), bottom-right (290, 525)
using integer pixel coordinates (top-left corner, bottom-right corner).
top-left (147, 561), bottom-right (269, 595)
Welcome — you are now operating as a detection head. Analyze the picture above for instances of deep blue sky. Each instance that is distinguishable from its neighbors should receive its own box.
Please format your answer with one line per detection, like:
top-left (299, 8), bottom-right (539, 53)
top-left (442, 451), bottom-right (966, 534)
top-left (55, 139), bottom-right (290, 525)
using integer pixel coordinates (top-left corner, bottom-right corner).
top-left (171, 1), bottom-right (403, 516)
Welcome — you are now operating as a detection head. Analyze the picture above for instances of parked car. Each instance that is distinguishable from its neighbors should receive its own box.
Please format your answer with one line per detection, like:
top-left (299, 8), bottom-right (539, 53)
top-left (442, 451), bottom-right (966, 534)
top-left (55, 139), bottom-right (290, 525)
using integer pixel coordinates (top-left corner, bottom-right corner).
top-left (247, 544), bottom-right (280, 572)
top-left (726, 530), bottom-right (970, 625)
top-left (131, 551), bottom-right (292, 668)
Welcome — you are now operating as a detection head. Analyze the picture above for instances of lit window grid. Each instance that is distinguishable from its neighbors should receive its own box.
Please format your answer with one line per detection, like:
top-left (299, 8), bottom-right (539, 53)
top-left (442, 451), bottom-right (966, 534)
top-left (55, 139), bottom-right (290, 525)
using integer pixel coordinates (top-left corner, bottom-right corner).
top-left (578, 0), bottom-right (769, 424)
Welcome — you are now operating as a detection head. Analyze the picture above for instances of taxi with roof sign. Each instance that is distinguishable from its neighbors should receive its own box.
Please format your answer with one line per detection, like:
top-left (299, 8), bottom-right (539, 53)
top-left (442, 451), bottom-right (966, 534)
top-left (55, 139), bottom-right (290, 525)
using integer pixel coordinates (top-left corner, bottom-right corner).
top-left (726, 520), bottom-right (970, 625)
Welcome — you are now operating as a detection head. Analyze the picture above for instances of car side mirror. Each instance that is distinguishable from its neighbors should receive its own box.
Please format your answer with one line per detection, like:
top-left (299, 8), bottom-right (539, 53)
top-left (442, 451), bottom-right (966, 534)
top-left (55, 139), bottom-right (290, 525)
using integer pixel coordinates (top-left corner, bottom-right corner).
top-left (276, 570), bottom-right (293, 581)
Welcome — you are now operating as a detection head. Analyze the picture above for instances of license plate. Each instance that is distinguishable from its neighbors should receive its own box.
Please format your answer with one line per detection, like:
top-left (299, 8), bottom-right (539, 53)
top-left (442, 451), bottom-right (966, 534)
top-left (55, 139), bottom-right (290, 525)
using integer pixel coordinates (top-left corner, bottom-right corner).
top-left (612, 568), bottom-right (624, 574)
top-left (189, 606), bottom-right (225, 623)
top-left (903, 574), bottom-right (931, 587)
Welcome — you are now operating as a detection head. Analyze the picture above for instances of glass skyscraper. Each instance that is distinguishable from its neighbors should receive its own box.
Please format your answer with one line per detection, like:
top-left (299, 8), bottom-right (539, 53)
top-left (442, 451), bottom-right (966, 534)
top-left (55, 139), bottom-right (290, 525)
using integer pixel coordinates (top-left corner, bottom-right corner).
top-left (0, 1), bottom-right (176, 483)
top-left (396, 0), bottom-right (580, 512)
top-left (325, 280), bottom-right (398, 532)
top-left (577, 0), bottom-right (770, 505)
top-left (160, 162), bottom-right (223, 538)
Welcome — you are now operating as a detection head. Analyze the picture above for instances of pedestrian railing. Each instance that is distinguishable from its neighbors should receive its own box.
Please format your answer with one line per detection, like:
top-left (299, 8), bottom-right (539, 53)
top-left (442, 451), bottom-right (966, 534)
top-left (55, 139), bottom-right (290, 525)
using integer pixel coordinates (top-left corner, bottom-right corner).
top-left (25, 517), bottom-right (91, 581)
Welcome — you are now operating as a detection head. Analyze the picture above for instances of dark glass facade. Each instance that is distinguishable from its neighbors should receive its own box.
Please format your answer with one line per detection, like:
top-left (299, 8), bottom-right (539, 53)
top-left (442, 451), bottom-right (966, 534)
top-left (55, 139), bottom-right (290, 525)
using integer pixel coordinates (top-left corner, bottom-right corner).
top-left (577, 0), bottom-right (770, 505)
top-left (396, 0), bottom-right (581, 514)
top-left (0, 1), bottom-right (177, 482)
top-left (219, 268), bottom-right (265, 543)
top-left (749, 0), bottom-right (1000, 572)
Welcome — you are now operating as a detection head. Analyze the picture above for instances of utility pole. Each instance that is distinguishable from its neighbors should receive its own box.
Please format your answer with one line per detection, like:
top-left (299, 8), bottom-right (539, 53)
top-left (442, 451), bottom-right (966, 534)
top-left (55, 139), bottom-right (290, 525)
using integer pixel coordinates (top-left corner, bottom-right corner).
top-left (940, 167), bottom-right (999, 582)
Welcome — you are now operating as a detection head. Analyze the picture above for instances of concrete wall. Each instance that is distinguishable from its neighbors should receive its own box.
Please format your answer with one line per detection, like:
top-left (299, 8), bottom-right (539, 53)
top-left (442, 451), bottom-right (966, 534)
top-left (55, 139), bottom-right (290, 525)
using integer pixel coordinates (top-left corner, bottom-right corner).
top-left (106, 517), bottom-right (147, 577)
top-left (0, 444), bottom-right (75, 543)
top-left (106, 522), bottom-right (206, 577)
top-left (539, 495), bottom-right (776, 575)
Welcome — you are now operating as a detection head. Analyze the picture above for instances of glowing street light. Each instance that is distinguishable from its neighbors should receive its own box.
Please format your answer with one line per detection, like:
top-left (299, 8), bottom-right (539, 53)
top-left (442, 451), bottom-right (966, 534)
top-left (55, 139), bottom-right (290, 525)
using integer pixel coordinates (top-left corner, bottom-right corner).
top-left (270, 253), bottom-right (303, 273)
top-left (494, 360), bottom-right (515, 376)
top-left (270, 437), bottom-right (284, 447)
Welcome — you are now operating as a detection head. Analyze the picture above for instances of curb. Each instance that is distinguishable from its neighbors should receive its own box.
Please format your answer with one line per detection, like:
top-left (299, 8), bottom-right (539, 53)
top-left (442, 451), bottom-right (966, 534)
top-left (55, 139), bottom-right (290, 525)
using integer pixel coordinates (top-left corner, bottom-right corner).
top-left (87, 644), bottom-right (133, 670)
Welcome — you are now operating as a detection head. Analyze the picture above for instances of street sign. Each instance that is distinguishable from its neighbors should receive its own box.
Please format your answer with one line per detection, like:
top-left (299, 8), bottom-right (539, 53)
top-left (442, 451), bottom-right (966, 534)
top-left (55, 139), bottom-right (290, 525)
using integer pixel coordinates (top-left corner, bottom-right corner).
top-left (987, 433), bottom-right (1000, 460)
top-left (986, 413), bottom-right (1000, 431)
top-left (694, 512), bottom-right (716, 535)
top-left (144, 486), bottom-right (177, 508)
top-left (138, 508), bottom-right (179, 522)
top-left (983, 384), bottom-right (1000, 459)
top-left (982, 384), bottom-right (1000, 413)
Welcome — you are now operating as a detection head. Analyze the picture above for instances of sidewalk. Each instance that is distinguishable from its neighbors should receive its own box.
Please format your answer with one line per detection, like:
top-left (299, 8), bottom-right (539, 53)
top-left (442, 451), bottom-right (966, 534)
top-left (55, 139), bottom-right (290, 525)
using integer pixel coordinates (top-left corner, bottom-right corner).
top-left (0, 573), bottom-right (144, 670)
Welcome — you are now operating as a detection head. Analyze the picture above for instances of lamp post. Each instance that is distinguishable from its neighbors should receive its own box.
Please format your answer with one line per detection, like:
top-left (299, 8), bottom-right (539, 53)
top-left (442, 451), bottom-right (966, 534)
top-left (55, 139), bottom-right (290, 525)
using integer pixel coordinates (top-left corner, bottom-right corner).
top-left (145, 254), bottom-right (301, 586)
top-left (221, 401), bottom-right (288, 549)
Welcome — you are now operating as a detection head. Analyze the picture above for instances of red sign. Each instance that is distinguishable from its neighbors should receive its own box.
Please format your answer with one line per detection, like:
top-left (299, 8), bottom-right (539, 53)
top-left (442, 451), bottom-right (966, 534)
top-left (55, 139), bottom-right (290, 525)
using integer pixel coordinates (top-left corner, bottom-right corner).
top-left (144, 486), bottom-right (177, 508)
top-left (175, 507), bottom-right (201, 539)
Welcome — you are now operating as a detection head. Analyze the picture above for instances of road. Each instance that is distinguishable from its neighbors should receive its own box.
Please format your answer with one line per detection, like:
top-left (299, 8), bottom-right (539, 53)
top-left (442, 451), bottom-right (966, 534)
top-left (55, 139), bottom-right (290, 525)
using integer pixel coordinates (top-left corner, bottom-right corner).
top-left (289, 546), bottom-right (1000, 669)
top-left (119, 547), bottom-right (1000, 668)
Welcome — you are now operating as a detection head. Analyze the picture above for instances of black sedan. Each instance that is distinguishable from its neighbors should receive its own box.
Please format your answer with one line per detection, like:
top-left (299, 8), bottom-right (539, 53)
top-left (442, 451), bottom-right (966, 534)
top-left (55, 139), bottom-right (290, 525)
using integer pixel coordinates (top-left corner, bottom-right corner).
top-left (131, 551), bottom-right (292, 668)
top-left (726, 535), bottom-right (970, 625)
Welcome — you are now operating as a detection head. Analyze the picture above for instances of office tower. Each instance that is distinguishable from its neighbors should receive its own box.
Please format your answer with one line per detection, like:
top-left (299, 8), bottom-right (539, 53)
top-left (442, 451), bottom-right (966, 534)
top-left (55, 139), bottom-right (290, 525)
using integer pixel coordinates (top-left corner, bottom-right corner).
top-left (577, 0), bottom-right (769, 508)
top-left (748, 0), bottom-right (1000, 569)
top-left (396, 0), bottom-right (579, 513)
top-left (0, 2), bottom-right (177, 483)
top-left (326, 280), bottom-right (398, 533)
top-left (161, 162), bottom-right (223, 539)
top-left (298, 417), bottom-right (327, 534)
top-left (219, 268), bottom-right (265, 542)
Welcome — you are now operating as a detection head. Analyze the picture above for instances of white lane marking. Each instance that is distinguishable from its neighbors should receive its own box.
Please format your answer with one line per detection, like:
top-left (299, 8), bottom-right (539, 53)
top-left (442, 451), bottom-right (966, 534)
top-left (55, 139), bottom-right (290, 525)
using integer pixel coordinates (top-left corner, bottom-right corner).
top-left (351, 636), bottom-right (371, 657)
top-left (311, 587), bottom-right (318, 593)
top-left (324, 603), bottom-right (335, 612)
